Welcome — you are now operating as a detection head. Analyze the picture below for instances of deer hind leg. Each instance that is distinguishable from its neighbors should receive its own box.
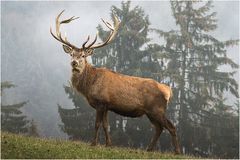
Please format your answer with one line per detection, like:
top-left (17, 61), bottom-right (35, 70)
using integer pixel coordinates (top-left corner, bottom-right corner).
top-left (164, 117), bottom-right (181, 154)
top-left (146, 115), bottom-right (163, 151)
top-left (102, 110), bottom-right (112, 146)
top-left (91, 110), bottom-right (104, 146)
top-left (148, 108), bottom-right (180, 154)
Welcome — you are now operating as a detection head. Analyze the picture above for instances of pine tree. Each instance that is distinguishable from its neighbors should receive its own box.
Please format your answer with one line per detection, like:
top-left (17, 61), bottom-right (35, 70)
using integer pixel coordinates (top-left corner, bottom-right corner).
top-left (204, 97), bottom-right (239, 158)
top-left (28, 119), bottom-right (39, 137)
top-left (153, 1), bottom-right (239, 157)
top-left (58, 85), bottom-right (95, 141)
top-left (92, 1), bottom-right (151, 76)
top-left (92, 1), bottom-right (158, 148)
top-left (1, 81), bottom-right (30, 134)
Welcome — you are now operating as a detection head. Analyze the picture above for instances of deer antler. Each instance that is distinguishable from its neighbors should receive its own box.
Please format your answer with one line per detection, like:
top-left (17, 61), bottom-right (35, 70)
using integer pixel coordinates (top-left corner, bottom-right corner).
top-left (87, 15), bottom-right (120, 50)
top-left (50, 10), bottom-right (120, 54)
top-left (50, 10), bottom-right (79, 49)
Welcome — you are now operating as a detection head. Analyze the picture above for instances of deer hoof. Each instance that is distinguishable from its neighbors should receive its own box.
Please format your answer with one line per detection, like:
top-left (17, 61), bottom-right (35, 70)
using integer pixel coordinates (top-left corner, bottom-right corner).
top-left (105, 142), bottom-right (112, 147)
top-left (174, 150), bottom-right (181, 155)
top-left (90, 141), bottom-right (97, 146)
top-left (146, 147), bottom-right (153, 152)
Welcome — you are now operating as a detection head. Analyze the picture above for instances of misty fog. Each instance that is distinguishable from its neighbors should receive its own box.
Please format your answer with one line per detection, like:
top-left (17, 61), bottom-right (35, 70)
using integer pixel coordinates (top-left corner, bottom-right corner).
top-left (1, 0), bottom-right (239, 142)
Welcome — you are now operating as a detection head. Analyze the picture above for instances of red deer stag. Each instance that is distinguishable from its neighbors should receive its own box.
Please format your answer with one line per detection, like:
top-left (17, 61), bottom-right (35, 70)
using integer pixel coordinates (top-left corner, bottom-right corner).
top-left (50, 10), bottom-right (180, 154)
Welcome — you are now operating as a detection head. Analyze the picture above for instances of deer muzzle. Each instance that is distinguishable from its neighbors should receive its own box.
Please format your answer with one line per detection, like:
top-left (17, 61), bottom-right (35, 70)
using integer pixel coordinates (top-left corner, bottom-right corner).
top-left (71, 60), bottom-right (78, 68)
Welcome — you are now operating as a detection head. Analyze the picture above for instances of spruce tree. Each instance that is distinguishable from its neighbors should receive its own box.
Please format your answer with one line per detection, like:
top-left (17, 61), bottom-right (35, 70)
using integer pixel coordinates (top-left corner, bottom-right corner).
top-left (28, 119), bottom-right (39, 137)
top-left (153, 1), bottom-right (239, 157)
top-left (58, 85), bottom-right (95, 141)
top-left (92, 1), bottom-right (151, 76)
top-left (1, 81), bottom-right (30, 134)
top-left (92, 1), bottom-right (156, 148)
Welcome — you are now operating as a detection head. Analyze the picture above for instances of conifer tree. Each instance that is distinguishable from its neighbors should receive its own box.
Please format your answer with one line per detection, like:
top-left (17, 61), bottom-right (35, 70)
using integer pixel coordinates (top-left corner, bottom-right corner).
top-left (92, 1), bottom-right (152, 76)
top-left (92, 1), bottom-right (157, 147)
top-left (1, 81), bottom-right (30, 134)
top-left (153, 1), bottom-right (239, 157)
top-left (58, 85), bottom-right (95, 141)
top-left (28, 119), bottom-right (39, 137)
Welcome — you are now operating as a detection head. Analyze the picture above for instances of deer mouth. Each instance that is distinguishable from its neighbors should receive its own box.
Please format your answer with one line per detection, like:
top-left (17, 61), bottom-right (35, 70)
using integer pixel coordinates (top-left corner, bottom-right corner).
top-left (72, 67), bottom-right (80, 73)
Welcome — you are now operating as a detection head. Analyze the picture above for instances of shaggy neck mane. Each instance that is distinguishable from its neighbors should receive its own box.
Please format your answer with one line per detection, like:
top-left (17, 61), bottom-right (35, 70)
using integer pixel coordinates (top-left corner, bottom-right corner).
top-left (72, 63), bottom-right (96, 96)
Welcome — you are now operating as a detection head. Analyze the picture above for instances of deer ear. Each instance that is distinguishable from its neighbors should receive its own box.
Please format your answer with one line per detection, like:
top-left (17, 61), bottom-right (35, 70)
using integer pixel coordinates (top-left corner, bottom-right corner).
top-left (62, 45), bottom-right (72, 54)
top-left (85, 49), bottom-right (94, 56)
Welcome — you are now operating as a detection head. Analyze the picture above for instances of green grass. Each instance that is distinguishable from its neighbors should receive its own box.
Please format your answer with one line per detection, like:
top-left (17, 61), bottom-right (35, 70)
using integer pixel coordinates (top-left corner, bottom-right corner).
top-left (1, 132), bottom-right (194, 159)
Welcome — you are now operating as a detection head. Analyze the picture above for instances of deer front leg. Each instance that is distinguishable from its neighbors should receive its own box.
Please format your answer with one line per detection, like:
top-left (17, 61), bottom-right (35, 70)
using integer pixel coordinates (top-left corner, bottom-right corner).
top-left (91, 110), bottom-right (104, 146)
top-left (103, 110), bottom-right (112, 146)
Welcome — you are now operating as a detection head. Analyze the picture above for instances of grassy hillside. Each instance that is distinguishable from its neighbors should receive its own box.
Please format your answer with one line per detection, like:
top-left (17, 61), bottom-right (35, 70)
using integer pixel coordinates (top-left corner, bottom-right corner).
top-left (1, 132), bottom-right (194, 159)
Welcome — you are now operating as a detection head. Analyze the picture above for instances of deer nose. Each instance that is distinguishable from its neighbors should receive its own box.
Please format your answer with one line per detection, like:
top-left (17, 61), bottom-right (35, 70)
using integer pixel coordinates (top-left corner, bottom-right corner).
top-left (71, 60), bottom-right (78, 67)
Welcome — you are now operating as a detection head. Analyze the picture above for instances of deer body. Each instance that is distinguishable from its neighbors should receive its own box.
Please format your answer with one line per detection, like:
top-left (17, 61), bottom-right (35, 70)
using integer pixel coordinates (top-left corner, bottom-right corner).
top-left (51, 10), bottom-right (181, 154)
top-left (71, 63), bottom-right (171, 118)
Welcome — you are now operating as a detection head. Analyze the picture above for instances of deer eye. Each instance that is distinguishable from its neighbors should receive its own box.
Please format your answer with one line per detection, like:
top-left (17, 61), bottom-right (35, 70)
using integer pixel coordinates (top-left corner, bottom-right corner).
top-left (86, 49), bottom-right (92, 55)
top-left (62, 45), bottom-right (72, 54)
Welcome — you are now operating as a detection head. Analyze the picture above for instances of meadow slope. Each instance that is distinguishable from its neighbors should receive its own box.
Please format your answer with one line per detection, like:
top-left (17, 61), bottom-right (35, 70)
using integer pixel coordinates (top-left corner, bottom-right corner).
top-left (1, 132), bottom-right (194, 159)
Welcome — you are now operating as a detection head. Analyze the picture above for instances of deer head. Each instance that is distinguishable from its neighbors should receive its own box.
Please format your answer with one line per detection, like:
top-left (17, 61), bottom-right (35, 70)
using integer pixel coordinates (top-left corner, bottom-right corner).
top-left (50, 10), bottom-right (120, 73)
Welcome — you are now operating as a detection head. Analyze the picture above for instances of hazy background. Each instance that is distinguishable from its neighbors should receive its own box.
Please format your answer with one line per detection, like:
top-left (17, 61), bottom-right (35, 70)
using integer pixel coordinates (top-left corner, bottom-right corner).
top-left (1, 1), bottom-right (239, 138)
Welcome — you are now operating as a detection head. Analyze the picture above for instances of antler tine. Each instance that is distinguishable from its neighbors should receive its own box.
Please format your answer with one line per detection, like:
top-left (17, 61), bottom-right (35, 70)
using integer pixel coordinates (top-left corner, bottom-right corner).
top-left (86, 33), bottom-right (98, 48)
top-left (101, 19), bottom-right (114, 30)
top-left (82, 35), bottom-right (90, 49)
top-left (88, 15), bottom-right (120, 49)
top-left (50, 10), bottom-right (79, 49)
top-left (55, 10), bottom-right (64, 37)
top-left (108, 15), bottom-right (120, 42)
top-left (60, 16), bottom-right (79, 24)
